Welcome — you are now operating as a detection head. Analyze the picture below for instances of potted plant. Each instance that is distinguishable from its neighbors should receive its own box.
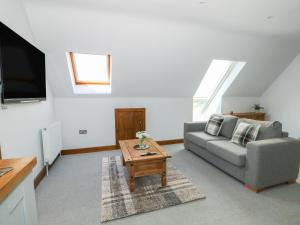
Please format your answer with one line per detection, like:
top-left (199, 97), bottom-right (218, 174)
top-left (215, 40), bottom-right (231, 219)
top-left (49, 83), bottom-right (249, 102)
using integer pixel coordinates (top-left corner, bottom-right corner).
top-left (252, 104), bottom-right (264, 112)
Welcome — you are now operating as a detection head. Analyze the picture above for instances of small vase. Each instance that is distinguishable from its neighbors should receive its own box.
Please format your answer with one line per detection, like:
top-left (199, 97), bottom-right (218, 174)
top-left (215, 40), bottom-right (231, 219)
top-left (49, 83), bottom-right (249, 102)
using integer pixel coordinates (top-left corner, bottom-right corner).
top-left (139, 138), bottom-right (145, 148)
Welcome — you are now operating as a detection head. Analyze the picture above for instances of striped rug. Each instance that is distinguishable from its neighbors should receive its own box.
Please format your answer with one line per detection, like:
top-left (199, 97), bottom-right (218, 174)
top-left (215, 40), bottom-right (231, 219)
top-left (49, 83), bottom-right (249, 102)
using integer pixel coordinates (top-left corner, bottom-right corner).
top-left (101, 156), bottom-right (205, 222)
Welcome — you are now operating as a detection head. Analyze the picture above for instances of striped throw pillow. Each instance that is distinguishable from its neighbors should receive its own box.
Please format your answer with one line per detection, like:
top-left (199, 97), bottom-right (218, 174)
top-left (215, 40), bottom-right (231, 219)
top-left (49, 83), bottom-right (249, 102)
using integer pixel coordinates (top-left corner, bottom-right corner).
top-left (205, 115), bottom-right (224, 136)
top-left (231, 122), bottom-right (260, 147)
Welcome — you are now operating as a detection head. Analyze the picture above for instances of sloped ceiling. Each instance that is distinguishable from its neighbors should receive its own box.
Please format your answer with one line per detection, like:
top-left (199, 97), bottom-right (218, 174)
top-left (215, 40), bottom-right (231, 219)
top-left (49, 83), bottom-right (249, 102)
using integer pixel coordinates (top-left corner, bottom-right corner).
top-left (21, 0), bottom-right (300, 97)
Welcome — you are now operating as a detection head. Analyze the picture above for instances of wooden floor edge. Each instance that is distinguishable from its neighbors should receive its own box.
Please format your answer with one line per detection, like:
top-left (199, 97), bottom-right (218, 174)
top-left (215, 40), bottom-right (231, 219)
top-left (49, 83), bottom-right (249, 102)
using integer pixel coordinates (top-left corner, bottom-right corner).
top-left (61, 139), bottom-right (184, 155)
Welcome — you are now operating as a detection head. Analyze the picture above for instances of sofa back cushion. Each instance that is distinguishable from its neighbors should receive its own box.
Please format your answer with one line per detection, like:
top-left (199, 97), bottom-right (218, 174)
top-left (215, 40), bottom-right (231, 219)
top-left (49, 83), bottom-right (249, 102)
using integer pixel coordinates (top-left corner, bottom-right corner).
top-left (219, 115), bottom-right (239, 139)
top-left (234, 118), bottom-right (282, 140)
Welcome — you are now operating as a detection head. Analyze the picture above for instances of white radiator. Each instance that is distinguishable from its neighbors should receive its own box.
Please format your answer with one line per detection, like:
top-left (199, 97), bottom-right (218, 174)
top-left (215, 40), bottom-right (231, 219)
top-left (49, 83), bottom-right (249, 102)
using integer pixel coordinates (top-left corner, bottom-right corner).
top-left (42, 122), bottom-right (62, 175)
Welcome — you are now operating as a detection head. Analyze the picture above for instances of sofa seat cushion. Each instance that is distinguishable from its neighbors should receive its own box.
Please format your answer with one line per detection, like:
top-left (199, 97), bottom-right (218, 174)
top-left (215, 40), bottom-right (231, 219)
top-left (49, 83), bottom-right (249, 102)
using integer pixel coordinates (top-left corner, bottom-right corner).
top-left (207, 140), bottom-right (247, 167)
top-left (185, 132), bottom-right (227, 148)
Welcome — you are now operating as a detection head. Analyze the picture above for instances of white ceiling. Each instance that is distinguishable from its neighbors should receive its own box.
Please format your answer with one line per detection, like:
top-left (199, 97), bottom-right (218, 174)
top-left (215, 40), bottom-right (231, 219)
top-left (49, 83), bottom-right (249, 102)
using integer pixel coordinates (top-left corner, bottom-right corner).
top-left (23, 0), bottom-right (300, 37)
top-left (20, 0), bottom-right (300, 97)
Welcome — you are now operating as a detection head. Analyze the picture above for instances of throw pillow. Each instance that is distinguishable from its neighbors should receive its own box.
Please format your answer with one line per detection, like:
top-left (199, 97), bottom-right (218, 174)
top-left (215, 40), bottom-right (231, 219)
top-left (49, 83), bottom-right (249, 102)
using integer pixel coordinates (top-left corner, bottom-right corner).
top-left (205, 115), bottom-right (224, 136)
top-left (231, 122), bottom-right (260, 147)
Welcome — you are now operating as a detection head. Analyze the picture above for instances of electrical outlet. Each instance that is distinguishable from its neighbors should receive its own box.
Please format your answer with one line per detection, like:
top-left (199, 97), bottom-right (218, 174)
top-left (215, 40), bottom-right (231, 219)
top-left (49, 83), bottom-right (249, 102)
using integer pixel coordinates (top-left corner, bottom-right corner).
top-left (79, 130), bottom-right (87, 134)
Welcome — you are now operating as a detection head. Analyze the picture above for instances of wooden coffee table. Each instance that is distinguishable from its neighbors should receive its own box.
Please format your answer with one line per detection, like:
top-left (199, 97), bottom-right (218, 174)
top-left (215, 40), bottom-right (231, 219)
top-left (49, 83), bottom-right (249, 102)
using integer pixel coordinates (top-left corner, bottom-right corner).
top-left (119, 139), bottom-right (171, 192)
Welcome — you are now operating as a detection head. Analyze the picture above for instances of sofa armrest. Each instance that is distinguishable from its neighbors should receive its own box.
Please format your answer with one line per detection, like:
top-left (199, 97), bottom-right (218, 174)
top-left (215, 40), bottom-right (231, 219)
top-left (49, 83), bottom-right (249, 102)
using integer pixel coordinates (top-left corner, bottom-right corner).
top-left (184, 122), bottom-right (206, 135)
top-left (184, 122), bottom-right (207, 149)
top-left (245, 138), bottom-right (300, 190)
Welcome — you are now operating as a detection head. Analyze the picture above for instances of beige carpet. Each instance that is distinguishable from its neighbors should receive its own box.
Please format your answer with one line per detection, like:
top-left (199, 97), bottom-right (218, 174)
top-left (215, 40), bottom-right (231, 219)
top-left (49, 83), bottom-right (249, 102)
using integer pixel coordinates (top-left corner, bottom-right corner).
top-left (101, 156), bottom-right (205, 222)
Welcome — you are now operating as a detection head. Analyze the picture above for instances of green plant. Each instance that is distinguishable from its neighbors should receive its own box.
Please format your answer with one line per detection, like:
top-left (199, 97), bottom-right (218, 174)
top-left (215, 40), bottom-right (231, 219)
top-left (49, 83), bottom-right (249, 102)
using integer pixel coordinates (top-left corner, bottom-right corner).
top-left (252, 104), bottom-right (264, 111)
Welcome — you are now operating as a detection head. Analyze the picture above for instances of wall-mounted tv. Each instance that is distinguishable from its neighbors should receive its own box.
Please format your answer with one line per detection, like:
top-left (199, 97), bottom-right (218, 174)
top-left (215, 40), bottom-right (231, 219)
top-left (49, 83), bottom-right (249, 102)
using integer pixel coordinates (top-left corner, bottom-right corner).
top-left (0, 22), bottom-right (46, 104)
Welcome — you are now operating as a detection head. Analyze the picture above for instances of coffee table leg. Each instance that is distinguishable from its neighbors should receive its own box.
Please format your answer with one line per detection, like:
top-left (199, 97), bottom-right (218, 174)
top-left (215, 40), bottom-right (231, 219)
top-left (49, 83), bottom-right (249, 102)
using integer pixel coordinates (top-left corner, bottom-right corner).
top-left (130, 177), bottom-right (135, 192)
top-left (130, 164), bottom-right (135, 192)
top-left (161, 160), bottom-right (167, 187)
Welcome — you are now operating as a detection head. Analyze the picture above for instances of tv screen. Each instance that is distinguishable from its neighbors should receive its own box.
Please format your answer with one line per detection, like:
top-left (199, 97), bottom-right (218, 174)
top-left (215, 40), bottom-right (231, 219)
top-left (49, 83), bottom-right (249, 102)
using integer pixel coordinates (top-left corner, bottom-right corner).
top-left (0, 22), bottom-right (46, 103)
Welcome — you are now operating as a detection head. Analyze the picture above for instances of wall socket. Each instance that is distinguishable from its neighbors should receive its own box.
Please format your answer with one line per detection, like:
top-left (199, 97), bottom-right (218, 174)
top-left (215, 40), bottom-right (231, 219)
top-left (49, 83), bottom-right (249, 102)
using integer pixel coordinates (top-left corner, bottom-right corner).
top-left (79, 130), bottom-right (87, 134)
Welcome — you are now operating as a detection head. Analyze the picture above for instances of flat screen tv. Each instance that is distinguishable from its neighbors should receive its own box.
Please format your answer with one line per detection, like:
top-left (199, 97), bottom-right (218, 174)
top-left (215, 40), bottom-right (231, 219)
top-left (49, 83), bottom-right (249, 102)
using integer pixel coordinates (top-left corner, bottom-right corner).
top-left (0, 22), bottom-right (46, 103)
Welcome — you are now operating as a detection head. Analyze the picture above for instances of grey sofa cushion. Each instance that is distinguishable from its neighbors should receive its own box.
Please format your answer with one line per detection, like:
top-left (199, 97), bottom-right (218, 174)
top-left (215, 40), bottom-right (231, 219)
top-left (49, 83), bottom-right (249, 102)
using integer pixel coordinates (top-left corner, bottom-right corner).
top-left (219, 115), bottom-right (239, 139)
top-left (234, 118), bottom-right (282, 140)
top-left (185, 132), bottom-right (227, 148)
top-left (207, 140), bottom-right (247, 167)
top-left (205, 114), bottom-right (224, 136)
top-left (231, 122), bottom-right (260, 147)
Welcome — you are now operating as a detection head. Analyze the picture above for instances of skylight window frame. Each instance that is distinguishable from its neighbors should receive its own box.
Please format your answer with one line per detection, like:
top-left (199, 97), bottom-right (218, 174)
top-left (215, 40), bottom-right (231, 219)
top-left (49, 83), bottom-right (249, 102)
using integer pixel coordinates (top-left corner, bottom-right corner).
top-left (69, 52), bottom-right (111, 86)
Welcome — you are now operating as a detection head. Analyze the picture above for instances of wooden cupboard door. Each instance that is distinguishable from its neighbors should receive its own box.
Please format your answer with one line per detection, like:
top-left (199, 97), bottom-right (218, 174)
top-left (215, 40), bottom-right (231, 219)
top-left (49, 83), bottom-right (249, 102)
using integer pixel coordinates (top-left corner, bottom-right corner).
top-left (134, 111), bottom-right (145, 132)
top-left (118, 111), bottom-right (135, 141)
top-left (115, 108), bottom-right (145, 145)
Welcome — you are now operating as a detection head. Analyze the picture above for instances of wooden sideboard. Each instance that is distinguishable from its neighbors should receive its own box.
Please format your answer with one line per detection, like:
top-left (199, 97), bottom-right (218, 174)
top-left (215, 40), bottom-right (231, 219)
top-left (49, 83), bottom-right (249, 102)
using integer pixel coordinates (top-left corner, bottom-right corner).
top-left (226, 112), bottom-right (265, 121)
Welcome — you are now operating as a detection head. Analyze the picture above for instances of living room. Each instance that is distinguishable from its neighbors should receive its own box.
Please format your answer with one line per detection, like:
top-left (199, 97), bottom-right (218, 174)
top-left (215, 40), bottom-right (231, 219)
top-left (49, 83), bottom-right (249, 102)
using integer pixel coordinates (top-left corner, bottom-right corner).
top-left (0, 0), bottom-right (300, 225)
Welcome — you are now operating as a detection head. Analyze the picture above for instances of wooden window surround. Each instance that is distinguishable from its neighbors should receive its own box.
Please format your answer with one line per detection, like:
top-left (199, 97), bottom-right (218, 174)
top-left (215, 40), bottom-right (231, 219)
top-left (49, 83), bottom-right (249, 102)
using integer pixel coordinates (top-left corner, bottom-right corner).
top-left (69, 52), bottom-right (111, 85)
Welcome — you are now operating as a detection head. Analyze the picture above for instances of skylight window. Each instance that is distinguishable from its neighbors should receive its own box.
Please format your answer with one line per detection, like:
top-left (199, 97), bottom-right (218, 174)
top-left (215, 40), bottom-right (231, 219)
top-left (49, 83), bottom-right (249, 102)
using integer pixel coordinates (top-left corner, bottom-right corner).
top-left (194, 60), bottom-right (232, 99)
top-left (193, 59), bottom-right (246, 121)
top-left (69, 52), bottom-right (111, 85)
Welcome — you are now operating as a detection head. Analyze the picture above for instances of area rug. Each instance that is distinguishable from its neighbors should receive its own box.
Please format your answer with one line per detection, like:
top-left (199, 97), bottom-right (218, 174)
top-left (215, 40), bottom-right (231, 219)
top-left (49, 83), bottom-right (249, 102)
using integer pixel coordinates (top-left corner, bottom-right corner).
top-left (101, 156), bottom-right (205, 222)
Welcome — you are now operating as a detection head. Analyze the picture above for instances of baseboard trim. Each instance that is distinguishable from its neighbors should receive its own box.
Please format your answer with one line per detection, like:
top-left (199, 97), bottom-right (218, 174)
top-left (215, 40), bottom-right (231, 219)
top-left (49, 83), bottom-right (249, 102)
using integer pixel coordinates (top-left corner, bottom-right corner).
top-left (34, 153), bottom-right (61, 189)
top-left (156, 139), bottom-right (183, 145)
top-left (61, 139), bottom-right (184, 155)
top-left (34, 166), bottom-right (46, 189)
top-left (61, 145), bottom-right (119, 155)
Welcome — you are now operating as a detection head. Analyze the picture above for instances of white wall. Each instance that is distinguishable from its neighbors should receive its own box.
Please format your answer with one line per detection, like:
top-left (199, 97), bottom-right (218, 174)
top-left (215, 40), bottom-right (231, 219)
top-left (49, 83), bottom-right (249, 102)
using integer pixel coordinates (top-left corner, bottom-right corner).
top-left (55, 97), bottom-right (192, 149)
top-left (0, 0), bottom-right (56, 176)
top-left (260, 53), bottom-right (300, 138)
top-left (221, 97), bottom-right (260, 113)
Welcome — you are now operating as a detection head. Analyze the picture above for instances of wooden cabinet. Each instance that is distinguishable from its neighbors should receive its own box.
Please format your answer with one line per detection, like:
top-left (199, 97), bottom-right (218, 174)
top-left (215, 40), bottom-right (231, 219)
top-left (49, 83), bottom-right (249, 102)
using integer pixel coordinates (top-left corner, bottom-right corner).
top-left (226, 112), bottom-right (265, 121)
top-left (115, 108), bottom-right (146, 145)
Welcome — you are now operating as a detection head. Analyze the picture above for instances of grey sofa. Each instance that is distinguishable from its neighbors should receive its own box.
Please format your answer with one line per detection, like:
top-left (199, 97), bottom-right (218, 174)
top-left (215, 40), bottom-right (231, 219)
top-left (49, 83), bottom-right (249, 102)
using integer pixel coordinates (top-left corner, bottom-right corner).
top-left (184, 115), bottom-right (300, 192)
